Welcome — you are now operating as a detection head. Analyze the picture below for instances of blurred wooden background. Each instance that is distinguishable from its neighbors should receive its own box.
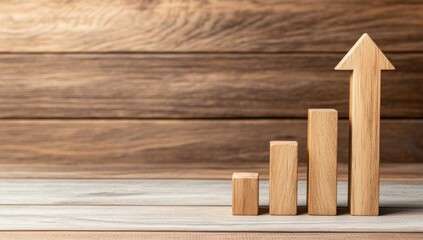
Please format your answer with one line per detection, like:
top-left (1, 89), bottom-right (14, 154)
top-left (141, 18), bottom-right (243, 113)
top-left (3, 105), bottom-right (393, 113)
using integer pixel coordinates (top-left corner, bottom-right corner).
top-left (0, 0), bottom-right (421, 179)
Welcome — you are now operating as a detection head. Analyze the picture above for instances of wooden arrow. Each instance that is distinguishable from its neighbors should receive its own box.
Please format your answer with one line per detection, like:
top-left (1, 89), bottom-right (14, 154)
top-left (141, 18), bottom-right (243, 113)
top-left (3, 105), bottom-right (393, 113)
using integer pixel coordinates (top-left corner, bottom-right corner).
top-left (335, 33), bottom-right (395, 216)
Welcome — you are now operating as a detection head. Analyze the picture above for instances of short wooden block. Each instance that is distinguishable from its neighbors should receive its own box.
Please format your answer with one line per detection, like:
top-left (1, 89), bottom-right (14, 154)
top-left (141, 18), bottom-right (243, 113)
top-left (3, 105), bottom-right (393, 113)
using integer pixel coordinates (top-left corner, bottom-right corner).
top-left (269, 141), bottom-right (298, 215)
top-left (232, 172), bottom-right (259, 215)
top-left (307, 109), bottom-right (338, 215)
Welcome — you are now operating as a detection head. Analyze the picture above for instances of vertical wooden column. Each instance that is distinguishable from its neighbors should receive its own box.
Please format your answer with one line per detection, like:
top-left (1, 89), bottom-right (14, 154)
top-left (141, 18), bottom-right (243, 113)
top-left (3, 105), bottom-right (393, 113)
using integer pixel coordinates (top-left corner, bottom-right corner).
top-left (307, 109), bottom-right (338, 215)
top-left (232, 172), bottom-right (259, 215)
top-left (269, 141), bottom-right (298, 215)
top-left (335, 34), bottom-right (395, 215)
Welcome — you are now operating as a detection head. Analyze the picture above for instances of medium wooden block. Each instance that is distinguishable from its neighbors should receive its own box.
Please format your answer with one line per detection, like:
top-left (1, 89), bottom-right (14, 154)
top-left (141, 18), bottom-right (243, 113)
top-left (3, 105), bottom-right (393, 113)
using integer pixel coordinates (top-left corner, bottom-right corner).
top-left (336, 34), bottom-right (395, 216)
top-left (307, 109), bottom-right (338, 215)
top-left (269, 141), bottom-right (298, 215)
top-left (232, 172), bottom-right (259, 215)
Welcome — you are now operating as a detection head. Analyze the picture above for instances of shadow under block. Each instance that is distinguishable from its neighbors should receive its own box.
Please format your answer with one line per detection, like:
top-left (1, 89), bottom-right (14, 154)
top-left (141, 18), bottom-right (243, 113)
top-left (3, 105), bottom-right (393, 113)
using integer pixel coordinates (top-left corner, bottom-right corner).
top-left (307, 109), bottom-right (338, 215)
top-left (336, 34), bottom-right (395, 216)
top-left (232, 172), bottom-right (259, 215)
top-left (269, 141), bottom-right (298, 215)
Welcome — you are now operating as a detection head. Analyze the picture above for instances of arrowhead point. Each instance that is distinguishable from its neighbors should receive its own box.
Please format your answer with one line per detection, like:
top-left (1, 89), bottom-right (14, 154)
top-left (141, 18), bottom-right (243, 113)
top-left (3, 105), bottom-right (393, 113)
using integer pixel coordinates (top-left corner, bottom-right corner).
top-left (335, 33), bottom-right (395, 70)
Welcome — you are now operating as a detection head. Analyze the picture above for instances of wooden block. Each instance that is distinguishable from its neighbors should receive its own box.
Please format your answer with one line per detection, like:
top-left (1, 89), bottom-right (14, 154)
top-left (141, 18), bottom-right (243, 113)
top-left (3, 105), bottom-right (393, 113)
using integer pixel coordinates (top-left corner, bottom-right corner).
top-left (232, 172), bottom-right (259, 215)
top-left (335, 34), bottom-right (395, 216)
top-left (269, 141), bottom-right (298, 215)
top-left (307, 109), bottom-right (338, 215)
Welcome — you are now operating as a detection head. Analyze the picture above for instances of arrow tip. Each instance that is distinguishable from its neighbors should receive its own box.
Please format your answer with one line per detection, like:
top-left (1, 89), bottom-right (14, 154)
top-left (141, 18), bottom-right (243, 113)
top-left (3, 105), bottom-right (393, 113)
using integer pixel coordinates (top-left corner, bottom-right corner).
top-left (335, 33), bottom-right (395, 71)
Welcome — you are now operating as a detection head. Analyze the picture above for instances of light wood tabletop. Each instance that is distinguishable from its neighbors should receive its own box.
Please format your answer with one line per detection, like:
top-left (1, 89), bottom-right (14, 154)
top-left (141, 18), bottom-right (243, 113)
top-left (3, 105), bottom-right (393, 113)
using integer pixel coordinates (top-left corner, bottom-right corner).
top-left (0, 179), bottom-right (421, 238)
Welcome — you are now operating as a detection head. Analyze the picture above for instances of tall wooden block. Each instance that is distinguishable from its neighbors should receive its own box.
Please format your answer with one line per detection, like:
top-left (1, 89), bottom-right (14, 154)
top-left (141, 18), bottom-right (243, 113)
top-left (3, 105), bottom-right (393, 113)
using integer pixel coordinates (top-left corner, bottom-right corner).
top-left (232, 172), bottom-right (259, 215)
top-left (307, 109), bottom-right (338, 215)
top-left (269, 141), bottom-right (298, 215)
top-left (336, 34), bottom-right (395, 216)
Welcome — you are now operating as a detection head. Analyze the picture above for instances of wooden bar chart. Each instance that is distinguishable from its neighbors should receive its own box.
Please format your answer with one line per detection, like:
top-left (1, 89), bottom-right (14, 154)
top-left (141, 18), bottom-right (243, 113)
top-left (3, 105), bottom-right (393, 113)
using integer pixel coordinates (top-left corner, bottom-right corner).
top-left (232, 34), bottom-right (396, 217)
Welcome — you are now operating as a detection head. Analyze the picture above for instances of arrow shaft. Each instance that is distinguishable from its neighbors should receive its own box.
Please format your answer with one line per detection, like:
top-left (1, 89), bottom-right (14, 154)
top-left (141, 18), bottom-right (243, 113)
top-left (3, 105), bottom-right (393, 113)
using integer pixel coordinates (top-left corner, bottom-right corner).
top-left (349, 68), bottom-right (381, 216)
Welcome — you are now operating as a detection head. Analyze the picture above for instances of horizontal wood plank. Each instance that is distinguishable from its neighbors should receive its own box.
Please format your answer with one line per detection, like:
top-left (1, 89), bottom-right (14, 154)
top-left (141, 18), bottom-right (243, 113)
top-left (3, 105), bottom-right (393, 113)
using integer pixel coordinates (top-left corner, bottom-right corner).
top-left (1, 232), bottom-right (421, 240)
top-left (0, 180), bottom-right (421, 208)
top-left (0, 120), bottom-right (421, 179)
top-left (0, 0), bottom-right (421, 52)
top-left (0, 54), bottom-right (421, 118)
top-left (0, 162), bottom-right (420, 180)
top-left (0, 180), bottom-right (421, 232)
top-left (0, 205), bottom-right (421, 231)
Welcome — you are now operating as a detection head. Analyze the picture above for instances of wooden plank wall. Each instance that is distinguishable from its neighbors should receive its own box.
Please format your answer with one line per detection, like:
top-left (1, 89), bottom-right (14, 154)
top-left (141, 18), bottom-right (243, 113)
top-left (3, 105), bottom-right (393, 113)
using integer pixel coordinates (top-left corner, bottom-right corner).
top-left (0, 0), bottom-right (421, 179)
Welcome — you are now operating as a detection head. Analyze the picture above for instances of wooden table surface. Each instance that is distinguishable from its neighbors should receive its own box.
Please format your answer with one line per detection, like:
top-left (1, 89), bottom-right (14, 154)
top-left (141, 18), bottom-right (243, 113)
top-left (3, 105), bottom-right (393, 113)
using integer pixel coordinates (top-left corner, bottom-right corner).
top-left (0, 179), bottom-right (421, 239)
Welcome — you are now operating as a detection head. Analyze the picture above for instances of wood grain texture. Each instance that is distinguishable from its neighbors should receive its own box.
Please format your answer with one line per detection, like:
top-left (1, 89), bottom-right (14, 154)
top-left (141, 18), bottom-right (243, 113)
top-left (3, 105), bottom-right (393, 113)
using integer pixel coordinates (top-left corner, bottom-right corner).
top-left (307, 109), bottom-right (337, 215)
top-left (269, 141), bottom-right (298, 215)
top-left (0, 120), bottom-right (421, 179)
top-left (336, 34), bottom-right (395, 216)
top-left (0, 205), bottom-right (421, 231)
top-left (1, 162), bottom-right (419, 180)
top-left (0, 181), bottom-right (420, 234)
top-left (0, 120), bottom-right (420, 164)
top-left (0, 180), bottom-right (421, 208)
top-left (0, 53), bottom-right (420, 118)
top-left (4, 232), bottom-right (423, 240)
top-left (0, 181), bottom-right (420, 235)
top-left (232, 173), bottom-right (259, 215)
top-left (1, 232), bottom-right (422, 240)
top-left (0, 180), bottom-right (420, 232)
top-left (0, 0), bottom-right (421, 52)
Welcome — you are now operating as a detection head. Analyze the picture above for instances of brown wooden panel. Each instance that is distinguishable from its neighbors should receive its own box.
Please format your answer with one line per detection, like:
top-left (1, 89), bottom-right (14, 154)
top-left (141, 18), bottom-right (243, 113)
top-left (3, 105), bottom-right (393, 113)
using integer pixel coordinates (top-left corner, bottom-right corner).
top-left (0, 53), bottom-right (420, 118)
top-left (0, 0), bottom-right (421, 52)
top-left (0, 162), bottom-right (421, 180)
top-left (0, 120), bottom-right (420, 179)
top-left (1, 232), bottom-right (421, 240)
